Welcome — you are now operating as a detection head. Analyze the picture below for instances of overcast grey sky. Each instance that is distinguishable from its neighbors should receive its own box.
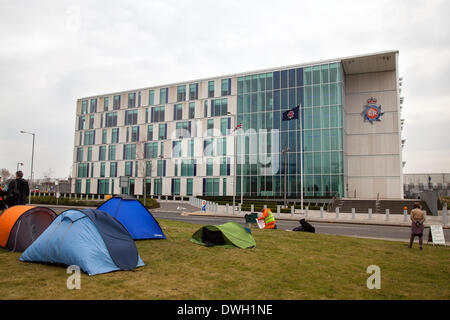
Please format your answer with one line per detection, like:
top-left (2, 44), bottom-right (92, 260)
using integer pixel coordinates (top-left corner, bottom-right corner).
top-left (0, 0), bottom-right (449, 179)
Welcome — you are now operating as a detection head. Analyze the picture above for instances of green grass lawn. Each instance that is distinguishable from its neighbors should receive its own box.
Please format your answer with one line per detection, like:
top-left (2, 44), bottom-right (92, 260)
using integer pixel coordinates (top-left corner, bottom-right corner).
top-left (0, 218), bottom-right (448, 300)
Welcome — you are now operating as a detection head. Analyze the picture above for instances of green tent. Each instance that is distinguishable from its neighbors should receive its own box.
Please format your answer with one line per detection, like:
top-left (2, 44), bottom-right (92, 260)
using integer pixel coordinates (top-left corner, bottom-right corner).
top-left (190, 222), bottom-right (256, 248)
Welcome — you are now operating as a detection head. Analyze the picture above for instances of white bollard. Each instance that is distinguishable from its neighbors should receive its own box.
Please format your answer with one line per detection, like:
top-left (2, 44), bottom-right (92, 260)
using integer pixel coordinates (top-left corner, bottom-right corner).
top-left (352, 208), bottom-right (355, 220)
top-left (385, 209), bottom-right (390, 221)
top-left (291, 206), bottom-right (294, 215)
top-left (336, 207), bottom-right (339, 219)
top-left (368, 208), bottom-right (372, 220)
top-left (305, 206), bottom-right (309, 217)
top-left (320, 206), bottom-right (324, 218)
top-left (238, 203), bottom-right (241, 215)
top-left (443, 203), bottom-right (448, 225)
top-left (403, 209), bottom-right (408, 222)
top-left (251, 204), bottom-right (254, 213)
top-left (277, 205), bottom-right (280, 216)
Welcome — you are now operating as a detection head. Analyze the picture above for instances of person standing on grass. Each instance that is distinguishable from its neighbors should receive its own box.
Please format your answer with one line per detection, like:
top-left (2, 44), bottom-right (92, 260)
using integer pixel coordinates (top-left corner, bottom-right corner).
top-left (408, 202), bottom-right (426, 250)
top-left (6, 171), bottom-right (30, 207)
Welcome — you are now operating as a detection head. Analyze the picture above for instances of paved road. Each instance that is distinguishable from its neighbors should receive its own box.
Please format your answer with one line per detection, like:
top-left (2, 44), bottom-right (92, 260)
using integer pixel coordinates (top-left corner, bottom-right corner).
top-left (152, 211), bottom-right (450, 244)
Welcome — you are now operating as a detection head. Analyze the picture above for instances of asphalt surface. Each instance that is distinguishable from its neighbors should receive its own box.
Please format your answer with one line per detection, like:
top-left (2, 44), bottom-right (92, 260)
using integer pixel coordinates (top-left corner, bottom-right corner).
top-left (152, 210), bottom-right (449, 243)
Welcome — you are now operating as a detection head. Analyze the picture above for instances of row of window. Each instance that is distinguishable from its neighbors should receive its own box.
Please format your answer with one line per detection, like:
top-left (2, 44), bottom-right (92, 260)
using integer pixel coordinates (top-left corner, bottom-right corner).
top-left (78, 117), bottom-right (232, 146)
top-left (237, 63), bottom-right (341, 95)
top-left (77, 157), bottom-right (231, 179)
top-left (78, 98), bottom-right (228, 131)
top-left (80, 78), bottom-right (232, 115)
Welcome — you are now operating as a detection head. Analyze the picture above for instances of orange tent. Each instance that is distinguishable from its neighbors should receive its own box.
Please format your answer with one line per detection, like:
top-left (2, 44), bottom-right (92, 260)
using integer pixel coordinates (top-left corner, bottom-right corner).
top-left (0, 205), bottom-right (56, 252)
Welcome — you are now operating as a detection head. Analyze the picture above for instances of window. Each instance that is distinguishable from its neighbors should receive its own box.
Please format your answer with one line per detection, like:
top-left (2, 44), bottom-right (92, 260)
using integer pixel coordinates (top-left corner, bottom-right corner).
top-left (220, 117), bottom-right (230, 136)
top-left (176, 121), bottom-right (191, 139)
top-left (189, 83), bottom-right (198, 100)
top-left (208, 81), bottom-right (215, 98)
top-left (154, 178), bottom-right (162, 195)
top-left (89, 115), bottom-right (94, 129)
top-left (138, 91), bottom-right (141, 107)
top-left (76, 147), bottom-right (83, 162)
top-left (211, 98), bottom-right (228, 117)
top-left (81, 100), bottom-right (88, 114)
top-left (149, 90), bottom-right (155, 106)
top-left (97, 179), bottom-right (110, 195)
top-left (87, 147), bottom-right (92, 161)
top-left (144, 142), bottom-right (159, 158)
top-left (188, 102), bottom-right (195, 119)
top-left (173, 104), bottom-right (183, 120)
top-left (203, 178), bottom-right (220, 196)
top-left (160, 88), bottom-right (168, 104)
top-left (113, 95), bottom-right (121, 110)
top-left (157, 160), bottom-right (166, 176)
top-left (221, 78), bottom-right (231, 96)
top-left (108, 145), bottom-right (116, 160)
top-left (78, 115), bottom-right (86, 130)
top-left (125, 161), bottom-right (133, 177)
top-left (103, 97), bottom-right (109, 111)
top-left (188, 139), bottom-right (194, 157)
top-left (204, 100), bottom-right (208, 117)
top-left (151, 106), bottom-right (165, 122)
top-left (128, 92), bottom-right (136, 108)
top-left (83, 130), bottom-right (95, 145)
top-left (90, 98), bottom-right (97, 113)
top-left (123, 144), bottom-right (136, 160)
top-left (105, 112), bottom-right (118, 127)
top-left (171, 178), bottom-right (180, 195)
top-left (77, 163), bottom-right (89, 178)
top-left (158, 123), bottom-right (167, 140)
top-left (110, 162), bottom-right (117, 177)
top-left (147, 124), bottom-right (153, 140)
top-left (203, 138), bottom-right (214, 156)
top-left (220, 157), bottom-right (230, 176)
top-left (130, 126), bottom-right (139, 142)
top-left (206, 158), bottom-right (213, 176)
top-left (100, 162), bottom-right (106, 177)
top-left (186, 178), bottom-right (193, 196)
top-left (75, 179), bottom-right (82, 193)
top-left (172, 140), bottom-right (182, 158)
top-left (125, 110), bottom-right (138, 125)
top-left (207, 119), bottom-right (214, 136)
top-left (98, 146), bottom-right (106, 161)
top-left (111, 128), bottom-right (119, 143)
top-left (181, 159), bottom-right (196, 177)
top-left (145, 161), bottom-right (152, 176)
top-left (86, 179), bottom-right (91, 194)
top-left (102, 129), bottom-right (107, 144)
top-left (177, 85), bottom-right (186, 102)
top-left (217, 137), bottom-right (227, 155)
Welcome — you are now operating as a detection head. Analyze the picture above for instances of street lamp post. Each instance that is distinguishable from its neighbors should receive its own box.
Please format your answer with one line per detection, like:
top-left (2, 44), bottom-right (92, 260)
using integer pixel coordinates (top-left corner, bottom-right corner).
top-left (16, 162), bottom-right (24, 173)
top-left (20, 130), bottom-right (35, 205)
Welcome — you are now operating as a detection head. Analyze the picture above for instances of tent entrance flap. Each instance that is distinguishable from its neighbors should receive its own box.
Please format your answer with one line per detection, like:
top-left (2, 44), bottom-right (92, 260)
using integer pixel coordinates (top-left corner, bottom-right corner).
top-left (201, 227), bottom-right (225, 246)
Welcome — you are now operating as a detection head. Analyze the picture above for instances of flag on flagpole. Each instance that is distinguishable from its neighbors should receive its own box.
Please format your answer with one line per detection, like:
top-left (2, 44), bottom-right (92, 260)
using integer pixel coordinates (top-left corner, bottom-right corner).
top-left (282, 106), bottom-right (300, 121)
top-left (233, 123), bottom-right (243, 132)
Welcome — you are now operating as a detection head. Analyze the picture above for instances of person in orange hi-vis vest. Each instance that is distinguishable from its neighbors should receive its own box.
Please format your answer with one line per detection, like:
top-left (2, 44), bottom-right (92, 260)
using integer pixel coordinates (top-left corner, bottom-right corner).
top-left (257, 208), bottom-right (277, 229)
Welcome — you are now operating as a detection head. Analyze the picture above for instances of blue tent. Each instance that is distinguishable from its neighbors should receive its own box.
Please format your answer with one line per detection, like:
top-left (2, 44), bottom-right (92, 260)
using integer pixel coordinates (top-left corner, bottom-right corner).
top-left (97, 195), bottom-right (166, 240)
top-left (20, 209), bottom-right (145, 276)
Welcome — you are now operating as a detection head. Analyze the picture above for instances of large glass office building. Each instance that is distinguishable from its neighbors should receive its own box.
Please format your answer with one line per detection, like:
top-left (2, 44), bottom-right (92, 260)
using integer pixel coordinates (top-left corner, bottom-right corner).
top-left (72, 51), bottom-right (404, 199)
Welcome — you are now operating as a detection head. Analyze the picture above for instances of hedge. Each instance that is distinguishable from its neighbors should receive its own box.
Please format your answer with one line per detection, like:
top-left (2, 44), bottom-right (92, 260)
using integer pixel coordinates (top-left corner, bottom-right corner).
top-left (30, 196), bottom-right (160, 210)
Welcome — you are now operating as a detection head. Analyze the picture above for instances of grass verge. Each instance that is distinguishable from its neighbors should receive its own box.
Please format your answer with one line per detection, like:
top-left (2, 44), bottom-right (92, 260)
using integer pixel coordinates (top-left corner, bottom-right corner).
top-left (0, 218), bottom-right (448, 300)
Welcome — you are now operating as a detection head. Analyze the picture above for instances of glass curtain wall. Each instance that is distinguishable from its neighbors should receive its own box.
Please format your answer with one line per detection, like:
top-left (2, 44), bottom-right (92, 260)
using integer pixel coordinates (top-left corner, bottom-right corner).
top-left (236, 62), bottom-right (343, 197)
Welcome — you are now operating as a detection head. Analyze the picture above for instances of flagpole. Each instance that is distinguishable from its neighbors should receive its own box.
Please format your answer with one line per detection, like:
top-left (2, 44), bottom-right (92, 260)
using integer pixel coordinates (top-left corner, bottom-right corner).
top-left (299, 104), bottom-right (303, 214)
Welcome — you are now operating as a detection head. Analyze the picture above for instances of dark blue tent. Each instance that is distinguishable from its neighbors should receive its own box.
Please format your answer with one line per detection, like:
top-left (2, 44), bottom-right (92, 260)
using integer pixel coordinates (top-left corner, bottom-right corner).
top-left (20, 209), bottom-right (145, 276)
top-left (97, 195), bottom-right (166, 240)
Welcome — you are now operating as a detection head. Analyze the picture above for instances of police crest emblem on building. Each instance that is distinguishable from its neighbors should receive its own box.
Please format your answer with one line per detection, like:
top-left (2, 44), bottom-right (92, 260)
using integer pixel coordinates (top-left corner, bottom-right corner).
top-left (361, 97), bottom-right (384, 124)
